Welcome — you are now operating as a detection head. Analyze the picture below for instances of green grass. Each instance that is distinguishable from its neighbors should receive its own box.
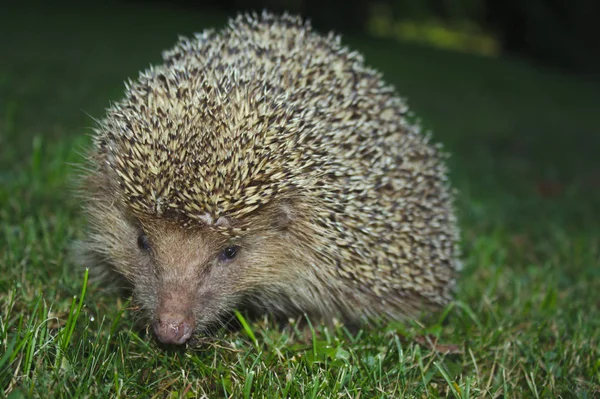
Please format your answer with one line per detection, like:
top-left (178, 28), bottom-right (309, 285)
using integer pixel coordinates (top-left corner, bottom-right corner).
top-left (1, 1), bottom-right (599, 397)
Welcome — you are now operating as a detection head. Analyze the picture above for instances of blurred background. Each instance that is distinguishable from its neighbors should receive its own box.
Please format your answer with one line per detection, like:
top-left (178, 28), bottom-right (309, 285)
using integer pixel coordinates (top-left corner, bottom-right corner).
top-left (4, 0), bottom-right (600, 74)
top-left (142, 0), bottom-right (600, 74)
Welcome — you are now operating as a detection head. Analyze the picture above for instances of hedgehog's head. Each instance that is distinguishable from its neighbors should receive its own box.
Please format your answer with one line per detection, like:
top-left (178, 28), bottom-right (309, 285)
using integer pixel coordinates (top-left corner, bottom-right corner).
top-left (83, 166), bottom-right (312, 344)
top-left (127, 208), bottom-right (301, 344)
top-left (82, 64), bottom-right (328, 344)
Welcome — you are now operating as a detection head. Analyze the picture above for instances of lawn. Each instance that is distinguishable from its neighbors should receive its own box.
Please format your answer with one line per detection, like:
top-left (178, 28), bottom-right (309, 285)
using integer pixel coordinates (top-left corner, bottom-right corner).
top-left (1, 1), bottom-right (599, 397)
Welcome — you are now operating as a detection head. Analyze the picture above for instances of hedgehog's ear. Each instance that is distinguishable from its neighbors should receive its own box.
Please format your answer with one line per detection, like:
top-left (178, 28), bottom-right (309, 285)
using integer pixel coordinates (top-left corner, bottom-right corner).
top-left (273, 201), bottom-right (296, 230)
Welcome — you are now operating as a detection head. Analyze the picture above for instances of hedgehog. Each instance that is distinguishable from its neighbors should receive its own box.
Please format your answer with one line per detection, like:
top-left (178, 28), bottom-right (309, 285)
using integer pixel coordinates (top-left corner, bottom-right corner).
top-left (78, 12), bottom-right (460, 345)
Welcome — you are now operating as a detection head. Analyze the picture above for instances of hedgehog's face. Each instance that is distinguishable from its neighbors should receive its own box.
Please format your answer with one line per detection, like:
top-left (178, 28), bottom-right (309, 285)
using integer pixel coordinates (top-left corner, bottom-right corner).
top-left (98, 204), bottom-right (299, 346)
top-left (124, 221), bottom-right (252, 345)
top-left (129, 224), bottom-right (223, 344)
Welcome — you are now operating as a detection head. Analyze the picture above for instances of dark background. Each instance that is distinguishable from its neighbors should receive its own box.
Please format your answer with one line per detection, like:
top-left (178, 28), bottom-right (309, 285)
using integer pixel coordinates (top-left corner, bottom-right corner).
top-left (135, 0), bottom-right (600, 74)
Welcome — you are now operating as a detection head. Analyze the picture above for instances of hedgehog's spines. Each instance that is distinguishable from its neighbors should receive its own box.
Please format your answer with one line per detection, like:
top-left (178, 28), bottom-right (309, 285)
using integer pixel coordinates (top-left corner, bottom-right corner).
top-left (84, 11), bottom-right (459, 324)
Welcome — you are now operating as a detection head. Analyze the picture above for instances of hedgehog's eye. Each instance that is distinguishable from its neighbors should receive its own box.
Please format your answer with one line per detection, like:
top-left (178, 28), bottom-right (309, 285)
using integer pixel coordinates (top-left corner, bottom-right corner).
top-left (219, 246), bottom-right (239, 262)
top-left (137, 233), bottom-right (151, 252)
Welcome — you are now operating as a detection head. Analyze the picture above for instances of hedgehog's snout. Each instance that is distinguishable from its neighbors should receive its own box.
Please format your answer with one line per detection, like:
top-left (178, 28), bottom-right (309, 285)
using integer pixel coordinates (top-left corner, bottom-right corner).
top-left (153, 311), bottom-right (195, 345)
top-left (153, 286), bottom-right (197, 345)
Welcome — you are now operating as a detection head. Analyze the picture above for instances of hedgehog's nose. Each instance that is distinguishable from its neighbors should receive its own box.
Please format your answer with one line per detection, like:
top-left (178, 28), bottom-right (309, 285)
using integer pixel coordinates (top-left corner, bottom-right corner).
top-left (153, 313), bottom-right (195, 345)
